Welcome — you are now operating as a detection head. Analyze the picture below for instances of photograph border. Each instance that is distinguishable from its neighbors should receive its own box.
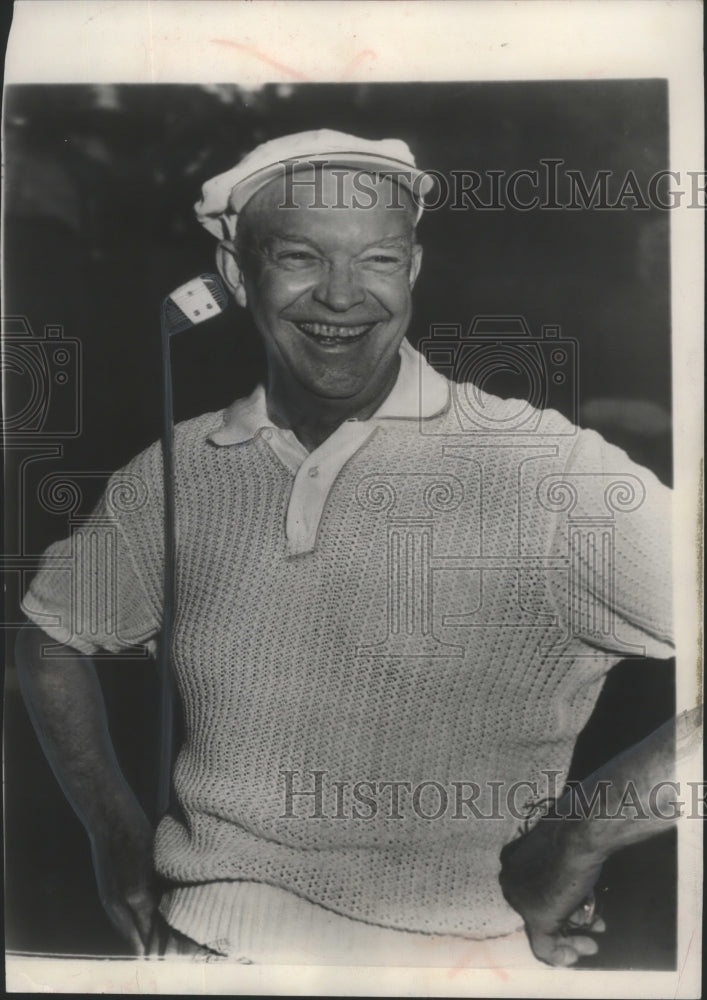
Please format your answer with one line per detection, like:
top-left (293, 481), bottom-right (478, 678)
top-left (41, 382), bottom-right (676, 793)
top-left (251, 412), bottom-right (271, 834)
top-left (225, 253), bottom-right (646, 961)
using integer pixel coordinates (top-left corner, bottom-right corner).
top-left (2, 2), bottom-right (703, 996)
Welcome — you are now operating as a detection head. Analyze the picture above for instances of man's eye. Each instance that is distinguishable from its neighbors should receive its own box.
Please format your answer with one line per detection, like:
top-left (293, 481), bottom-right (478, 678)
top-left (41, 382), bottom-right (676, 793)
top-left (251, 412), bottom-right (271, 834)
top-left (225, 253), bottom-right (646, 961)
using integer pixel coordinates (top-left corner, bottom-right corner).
top-left (276, 251), bottom-right (319, 265)
top-left (360, 254), bottom-right (405, 271)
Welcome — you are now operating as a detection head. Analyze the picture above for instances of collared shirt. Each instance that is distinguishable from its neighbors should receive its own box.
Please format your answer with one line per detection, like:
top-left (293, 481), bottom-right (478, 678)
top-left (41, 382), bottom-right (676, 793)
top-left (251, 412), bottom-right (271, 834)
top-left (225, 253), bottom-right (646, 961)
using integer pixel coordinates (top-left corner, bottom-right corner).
top-left (207, 338), bottom-right (450, 556)
top-left (21, 335), bottom-right (673, 939)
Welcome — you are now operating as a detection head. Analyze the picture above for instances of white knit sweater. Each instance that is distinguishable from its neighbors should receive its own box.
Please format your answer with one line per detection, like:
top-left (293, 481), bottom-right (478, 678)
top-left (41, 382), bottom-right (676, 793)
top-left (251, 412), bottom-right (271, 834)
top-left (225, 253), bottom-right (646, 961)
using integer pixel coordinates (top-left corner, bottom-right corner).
top-left (22, 347), bottom-right (673, 939)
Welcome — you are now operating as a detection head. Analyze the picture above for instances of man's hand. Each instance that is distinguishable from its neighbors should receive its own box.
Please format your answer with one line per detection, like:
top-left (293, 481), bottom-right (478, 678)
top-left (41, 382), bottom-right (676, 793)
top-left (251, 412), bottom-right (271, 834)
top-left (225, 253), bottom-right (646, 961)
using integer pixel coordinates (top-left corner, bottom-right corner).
top-left (499, 706), bottom-right (702, 966)
top-left (90, 807), bottom-right (157, 956)
top-left (499, 819), bottom-right (605, 967)
top-left (14, 625), bottom-right (160, 956)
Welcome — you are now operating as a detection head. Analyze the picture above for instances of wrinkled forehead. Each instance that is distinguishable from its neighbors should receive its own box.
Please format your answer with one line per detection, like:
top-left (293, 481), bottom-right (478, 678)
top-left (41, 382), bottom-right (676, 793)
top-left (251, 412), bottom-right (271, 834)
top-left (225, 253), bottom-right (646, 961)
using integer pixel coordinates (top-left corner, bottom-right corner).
top-left (238, 165), bottom-right (418, 245)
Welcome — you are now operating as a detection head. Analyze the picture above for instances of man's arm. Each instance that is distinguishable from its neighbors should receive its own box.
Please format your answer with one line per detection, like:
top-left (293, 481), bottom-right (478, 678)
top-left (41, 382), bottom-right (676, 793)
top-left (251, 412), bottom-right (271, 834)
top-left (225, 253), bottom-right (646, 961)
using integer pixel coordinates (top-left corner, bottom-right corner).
top-left (14, 623), bottom-right (157, 955)
top-left (499, 705), bottom-right (702, 967)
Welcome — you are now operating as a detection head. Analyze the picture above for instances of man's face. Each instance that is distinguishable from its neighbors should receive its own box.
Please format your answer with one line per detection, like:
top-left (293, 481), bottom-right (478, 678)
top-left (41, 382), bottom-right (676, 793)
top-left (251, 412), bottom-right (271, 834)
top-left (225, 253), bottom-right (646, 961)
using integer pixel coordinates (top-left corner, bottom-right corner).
top-left (224, 168), bottom-right (422, 401)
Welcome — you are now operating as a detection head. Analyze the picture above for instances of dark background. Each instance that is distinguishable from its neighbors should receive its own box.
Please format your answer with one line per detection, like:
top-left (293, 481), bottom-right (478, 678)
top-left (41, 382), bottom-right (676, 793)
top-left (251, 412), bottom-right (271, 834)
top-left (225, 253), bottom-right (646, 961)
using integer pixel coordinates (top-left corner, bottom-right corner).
top-left (3, 82), bottom-right (674, 967)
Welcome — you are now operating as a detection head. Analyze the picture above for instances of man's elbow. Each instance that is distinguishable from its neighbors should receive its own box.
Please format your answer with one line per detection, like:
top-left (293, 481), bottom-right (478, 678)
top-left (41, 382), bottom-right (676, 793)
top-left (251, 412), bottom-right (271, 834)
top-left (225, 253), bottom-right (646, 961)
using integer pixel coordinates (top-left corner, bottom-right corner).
top-left (14, 621), bottom-right (87, 680)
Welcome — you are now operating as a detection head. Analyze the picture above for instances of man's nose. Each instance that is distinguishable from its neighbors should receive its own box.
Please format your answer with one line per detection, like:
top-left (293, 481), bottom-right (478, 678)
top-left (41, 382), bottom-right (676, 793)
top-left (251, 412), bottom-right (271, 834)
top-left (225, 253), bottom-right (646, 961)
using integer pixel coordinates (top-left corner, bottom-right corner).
top-left (312, 259), bottom-right (366, 313)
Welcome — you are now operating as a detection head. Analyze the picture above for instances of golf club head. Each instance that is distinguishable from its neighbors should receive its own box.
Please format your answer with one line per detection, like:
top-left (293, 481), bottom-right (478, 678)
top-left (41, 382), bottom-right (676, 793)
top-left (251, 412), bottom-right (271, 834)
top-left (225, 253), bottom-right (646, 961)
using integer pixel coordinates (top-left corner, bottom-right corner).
top-left (162, 274), bottom-right (229, 336)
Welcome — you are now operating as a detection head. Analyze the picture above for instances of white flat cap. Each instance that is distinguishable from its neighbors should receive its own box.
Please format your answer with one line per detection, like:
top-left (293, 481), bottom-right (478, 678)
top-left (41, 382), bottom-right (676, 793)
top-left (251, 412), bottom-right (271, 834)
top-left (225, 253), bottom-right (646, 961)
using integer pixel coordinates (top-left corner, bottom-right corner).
top-left (194, 129), bottom-right (434, 239)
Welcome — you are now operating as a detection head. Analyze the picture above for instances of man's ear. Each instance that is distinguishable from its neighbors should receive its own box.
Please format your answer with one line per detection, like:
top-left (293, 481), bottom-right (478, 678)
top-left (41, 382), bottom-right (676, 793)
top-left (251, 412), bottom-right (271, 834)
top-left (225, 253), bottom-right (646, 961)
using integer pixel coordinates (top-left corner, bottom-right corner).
top-left (409, 244), bottom-right (423, 290)
top-left (216, 240), bottom-right (248, 309)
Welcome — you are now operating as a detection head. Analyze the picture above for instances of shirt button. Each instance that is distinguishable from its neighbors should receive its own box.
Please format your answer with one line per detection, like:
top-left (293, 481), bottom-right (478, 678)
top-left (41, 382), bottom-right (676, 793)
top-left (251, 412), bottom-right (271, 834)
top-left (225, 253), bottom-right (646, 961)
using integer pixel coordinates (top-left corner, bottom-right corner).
top-left (262, 428), bottom-right (273, 440)
top-left (308, 466), bottom-right (319, 478)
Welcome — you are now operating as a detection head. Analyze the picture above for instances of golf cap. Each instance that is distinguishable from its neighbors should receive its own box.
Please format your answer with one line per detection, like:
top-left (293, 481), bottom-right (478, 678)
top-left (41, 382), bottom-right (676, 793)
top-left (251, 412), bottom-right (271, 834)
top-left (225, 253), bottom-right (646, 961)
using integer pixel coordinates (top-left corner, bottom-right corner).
top-left (194, 129), bottom-right (434, 239)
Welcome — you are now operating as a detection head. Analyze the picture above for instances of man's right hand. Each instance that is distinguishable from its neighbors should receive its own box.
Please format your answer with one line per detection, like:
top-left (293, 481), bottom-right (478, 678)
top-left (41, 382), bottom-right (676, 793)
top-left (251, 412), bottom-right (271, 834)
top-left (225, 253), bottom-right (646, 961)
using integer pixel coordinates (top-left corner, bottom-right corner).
top-left (14, 625), bottom-right (160, 957)
top-left (90, 808), bottom-right (157, 956)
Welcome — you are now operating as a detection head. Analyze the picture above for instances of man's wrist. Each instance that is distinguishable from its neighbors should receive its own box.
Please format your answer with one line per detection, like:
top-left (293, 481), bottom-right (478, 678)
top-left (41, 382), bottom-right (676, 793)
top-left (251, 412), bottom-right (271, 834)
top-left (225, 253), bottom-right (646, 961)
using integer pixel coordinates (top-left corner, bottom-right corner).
top-left (550, 794), bottom-right (613, 865)
top-left (83, 786), bottom-right (152, 842)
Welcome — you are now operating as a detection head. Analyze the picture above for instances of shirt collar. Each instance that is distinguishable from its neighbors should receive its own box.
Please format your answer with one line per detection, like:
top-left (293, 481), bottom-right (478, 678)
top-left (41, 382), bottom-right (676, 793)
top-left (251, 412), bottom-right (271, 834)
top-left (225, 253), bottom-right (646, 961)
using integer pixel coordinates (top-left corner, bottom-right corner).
top-left (207, 339), bottom-right (450, 447)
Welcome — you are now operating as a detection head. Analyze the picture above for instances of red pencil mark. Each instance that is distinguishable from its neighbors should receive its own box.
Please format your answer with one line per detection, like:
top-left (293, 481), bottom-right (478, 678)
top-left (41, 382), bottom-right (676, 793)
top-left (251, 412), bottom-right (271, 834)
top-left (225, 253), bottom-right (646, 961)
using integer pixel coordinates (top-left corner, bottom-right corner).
top-left (211, 40), bottom-right (378, 84)
top-left (446, 940), bottom-right (510, 980)
top-left (677, 928), bottom-right (695, 989)
top-left (210, 39), bottom-right (310, 81)
top-left (339, 49), bottom-right (377, 81)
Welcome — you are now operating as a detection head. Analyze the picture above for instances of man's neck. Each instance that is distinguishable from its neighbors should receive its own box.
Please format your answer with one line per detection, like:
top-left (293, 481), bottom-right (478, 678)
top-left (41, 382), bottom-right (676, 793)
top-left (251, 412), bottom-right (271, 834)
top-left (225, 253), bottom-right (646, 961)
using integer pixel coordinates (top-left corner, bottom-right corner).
top-left (265, 356), bottom-right (401, 452)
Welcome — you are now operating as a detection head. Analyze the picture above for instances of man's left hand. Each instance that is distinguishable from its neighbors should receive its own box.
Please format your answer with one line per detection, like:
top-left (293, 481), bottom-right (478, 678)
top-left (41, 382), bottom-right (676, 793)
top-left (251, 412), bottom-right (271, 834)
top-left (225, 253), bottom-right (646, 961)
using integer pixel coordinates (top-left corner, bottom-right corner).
top-left (499, 819), bottom-right (605, 967)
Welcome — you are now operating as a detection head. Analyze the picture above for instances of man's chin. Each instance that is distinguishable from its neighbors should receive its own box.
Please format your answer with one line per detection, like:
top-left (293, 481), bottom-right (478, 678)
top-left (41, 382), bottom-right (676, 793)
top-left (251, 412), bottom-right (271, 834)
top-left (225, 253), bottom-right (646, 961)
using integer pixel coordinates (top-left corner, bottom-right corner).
top-left (305, 381), bottom-right (369, 402)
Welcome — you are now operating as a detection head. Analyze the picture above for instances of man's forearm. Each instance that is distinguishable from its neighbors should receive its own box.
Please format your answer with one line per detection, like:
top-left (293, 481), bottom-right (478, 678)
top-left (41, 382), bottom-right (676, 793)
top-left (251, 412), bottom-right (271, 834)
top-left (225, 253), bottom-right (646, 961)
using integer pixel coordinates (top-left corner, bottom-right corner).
top-left (14, 624), bottom-right (147, 835)
top-left (15, 623), bottom-right (158, 951)
top-left (499, 705), bottom-right (702, 965)
top-left (555, 704), bottom-right (702, 860)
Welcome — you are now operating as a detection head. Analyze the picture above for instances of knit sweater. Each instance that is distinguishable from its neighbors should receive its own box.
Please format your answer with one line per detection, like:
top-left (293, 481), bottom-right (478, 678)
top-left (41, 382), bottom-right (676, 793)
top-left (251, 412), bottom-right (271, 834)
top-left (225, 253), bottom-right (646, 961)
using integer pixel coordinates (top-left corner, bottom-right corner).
top-left (22, 345), bottom-right (673, 939)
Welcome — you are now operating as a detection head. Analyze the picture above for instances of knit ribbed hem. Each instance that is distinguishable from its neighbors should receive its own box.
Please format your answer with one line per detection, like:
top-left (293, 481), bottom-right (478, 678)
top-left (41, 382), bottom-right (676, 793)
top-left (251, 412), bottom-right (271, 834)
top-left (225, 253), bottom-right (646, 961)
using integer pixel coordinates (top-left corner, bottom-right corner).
top-left (159, 881), bottom-right (536, 967)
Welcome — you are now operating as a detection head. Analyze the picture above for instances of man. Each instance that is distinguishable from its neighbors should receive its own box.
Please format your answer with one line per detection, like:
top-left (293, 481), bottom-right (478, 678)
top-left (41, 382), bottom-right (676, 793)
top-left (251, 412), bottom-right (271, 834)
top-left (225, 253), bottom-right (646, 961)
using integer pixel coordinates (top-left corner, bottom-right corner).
top-left (15, 130), bottom-right (692, 968)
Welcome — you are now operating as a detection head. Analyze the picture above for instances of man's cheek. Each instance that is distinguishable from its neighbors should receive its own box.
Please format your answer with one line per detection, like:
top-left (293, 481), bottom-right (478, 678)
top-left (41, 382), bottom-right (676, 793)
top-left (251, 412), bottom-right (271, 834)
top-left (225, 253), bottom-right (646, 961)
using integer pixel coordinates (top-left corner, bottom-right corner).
top-left (263, 274), bottom-right (315, 306)
top-left (368, 277), bottom-right (411, 308)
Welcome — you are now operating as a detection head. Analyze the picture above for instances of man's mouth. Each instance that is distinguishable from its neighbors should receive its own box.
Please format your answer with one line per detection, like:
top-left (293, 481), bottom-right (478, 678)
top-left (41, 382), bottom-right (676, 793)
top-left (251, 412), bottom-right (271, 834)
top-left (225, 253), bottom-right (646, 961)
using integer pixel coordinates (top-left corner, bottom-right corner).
top-left (294, 321), bottom-right (376, 346)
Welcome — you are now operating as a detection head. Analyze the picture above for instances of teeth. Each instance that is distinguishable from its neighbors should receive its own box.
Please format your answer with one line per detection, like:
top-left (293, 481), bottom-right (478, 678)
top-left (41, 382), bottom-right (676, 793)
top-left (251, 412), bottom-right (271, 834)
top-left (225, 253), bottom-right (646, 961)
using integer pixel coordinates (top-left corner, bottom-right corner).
top-left (298, 322), bottom-right (371, 339)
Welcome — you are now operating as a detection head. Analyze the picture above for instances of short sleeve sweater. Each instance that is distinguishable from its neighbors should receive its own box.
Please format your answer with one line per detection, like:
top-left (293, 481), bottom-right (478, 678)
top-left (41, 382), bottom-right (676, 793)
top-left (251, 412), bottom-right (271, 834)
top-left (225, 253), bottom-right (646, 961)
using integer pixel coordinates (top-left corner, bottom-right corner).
top-left (22, 346), bottom-right (673, 939)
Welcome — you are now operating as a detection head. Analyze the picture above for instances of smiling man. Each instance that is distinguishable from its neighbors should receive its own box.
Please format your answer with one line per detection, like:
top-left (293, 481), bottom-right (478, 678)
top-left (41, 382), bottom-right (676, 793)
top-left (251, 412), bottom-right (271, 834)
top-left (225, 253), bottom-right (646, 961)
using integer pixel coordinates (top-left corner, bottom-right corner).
top-left (216, 158), bottom-right (423, 449)
top-left (15, 130), bottom-right (689, 969)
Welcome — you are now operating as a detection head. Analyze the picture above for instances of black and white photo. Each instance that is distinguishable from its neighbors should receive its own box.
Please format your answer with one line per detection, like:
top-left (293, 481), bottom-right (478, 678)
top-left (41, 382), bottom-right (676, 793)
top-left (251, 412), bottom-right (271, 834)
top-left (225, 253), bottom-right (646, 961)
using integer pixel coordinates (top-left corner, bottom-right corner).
top-left (2, 2), bottom-right (702, 995)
